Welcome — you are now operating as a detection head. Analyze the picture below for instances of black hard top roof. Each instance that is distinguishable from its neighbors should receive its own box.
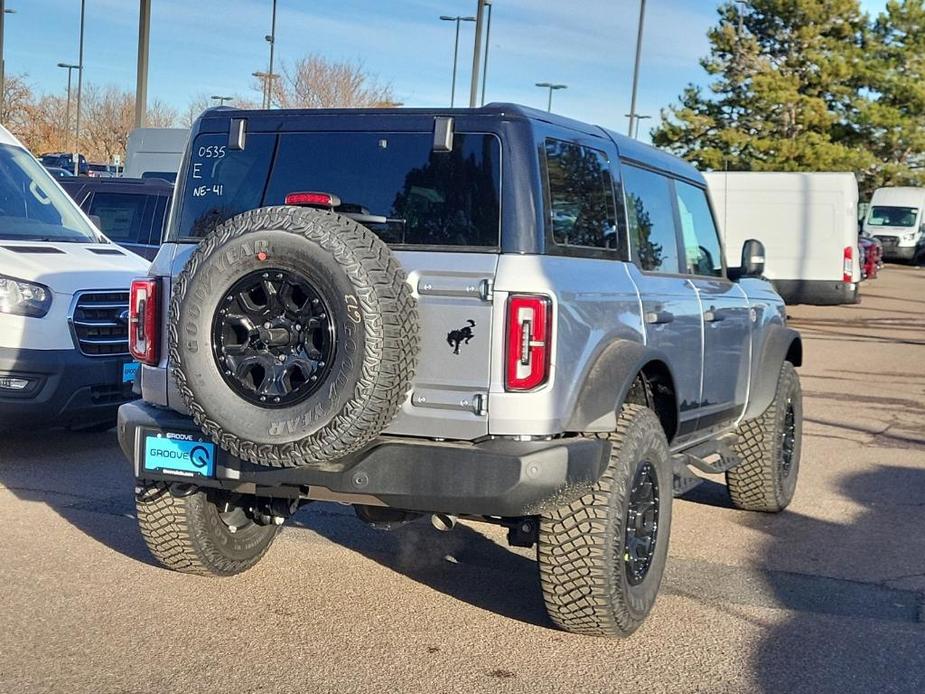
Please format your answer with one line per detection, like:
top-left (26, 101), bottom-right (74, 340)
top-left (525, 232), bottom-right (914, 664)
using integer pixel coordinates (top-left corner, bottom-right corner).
top-left (60, 176), bottom-right (173, 191)
top-left (198, 102), bottom-right (704, 185)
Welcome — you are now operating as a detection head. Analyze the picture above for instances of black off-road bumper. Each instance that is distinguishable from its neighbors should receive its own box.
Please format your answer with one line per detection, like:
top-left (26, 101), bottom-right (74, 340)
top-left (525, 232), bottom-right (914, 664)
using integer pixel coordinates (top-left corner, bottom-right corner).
top-left (118, 400), bottom-right (611, 517)
top-left (0, 347), bottom-right (136, 431)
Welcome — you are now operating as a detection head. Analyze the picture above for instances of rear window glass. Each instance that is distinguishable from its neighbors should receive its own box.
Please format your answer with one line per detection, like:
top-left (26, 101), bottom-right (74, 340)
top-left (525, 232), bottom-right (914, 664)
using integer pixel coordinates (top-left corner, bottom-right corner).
top-left (172, 131), bottom-right (501, 248)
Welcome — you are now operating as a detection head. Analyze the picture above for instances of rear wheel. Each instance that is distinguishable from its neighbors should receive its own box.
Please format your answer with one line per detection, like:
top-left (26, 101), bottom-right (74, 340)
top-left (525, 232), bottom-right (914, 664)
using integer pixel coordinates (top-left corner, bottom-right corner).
top-left (727, 361), bottom-right (802, 512)
top-left (135, 481), bottom-right (280, 576)
top-left (537, 404), bottom-right (673, 637)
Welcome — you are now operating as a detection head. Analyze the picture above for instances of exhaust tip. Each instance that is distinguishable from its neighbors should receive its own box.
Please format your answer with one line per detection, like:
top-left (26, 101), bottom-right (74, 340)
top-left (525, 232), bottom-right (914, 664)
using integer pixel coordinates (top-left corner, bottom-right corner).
top-left (431, 513), bottom-right (457, 532)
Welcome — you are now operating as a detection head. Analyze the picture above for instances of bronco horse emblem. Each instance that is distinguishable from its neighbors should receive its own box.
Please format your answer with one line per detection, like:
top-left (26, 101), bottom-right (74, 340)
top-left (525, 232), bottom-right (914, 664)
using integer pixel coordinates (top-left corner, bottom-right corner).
top-left (446, 320), bottom-right (476, 355)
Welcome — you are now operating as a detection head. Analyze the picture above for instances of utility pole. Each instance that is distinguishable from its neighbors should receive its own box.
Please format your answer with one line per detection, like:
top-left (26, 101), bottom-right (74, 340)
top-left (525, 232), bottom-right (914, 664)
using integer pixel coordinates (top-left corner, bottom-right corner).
top-left (468, 0), bottom-right (487, 108)
top-left (74, 0), bottom-right (86, 175)
top-left (134, 0), bottom-right (151, 129)
top-left (627, 0), bottom-right (646, 137)
top-left (58, 63), bottom-right (80, 152)
top-left (536, 82), bottom-right (567, 112)
top-left (264, 0), bottom-right (277, 109)
top-left (0, 2), bottom-right (15, 122)
top-left (480, 0), bottom-right (492, 106)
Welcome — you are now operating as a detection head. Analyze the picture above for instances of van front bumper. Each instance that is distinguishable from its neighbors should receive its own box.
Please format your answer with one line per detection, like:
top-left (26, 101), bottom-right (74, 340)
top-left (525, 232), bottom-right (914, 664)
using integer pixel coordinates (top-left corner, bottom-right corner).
top-left (0, 347), bottom-right (137, 430)
top-left (118, 400), bottom-right (612, 517)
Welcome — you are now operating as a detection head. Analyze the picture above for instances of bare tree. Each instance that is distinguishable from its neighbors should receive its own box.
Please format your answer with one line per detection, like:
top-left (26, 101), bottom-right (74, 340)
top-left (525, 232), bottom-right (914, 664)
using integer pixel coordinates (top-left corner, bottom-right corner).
top-left (269, 54), bottom-right (396, 109)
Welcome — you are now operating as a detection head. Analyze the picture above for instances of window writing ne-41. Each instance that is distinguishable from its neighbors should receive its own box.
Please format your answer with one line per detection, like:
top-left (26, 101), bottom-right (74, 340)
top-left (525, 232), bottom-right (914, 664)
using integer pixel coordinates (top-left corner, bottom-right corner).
top-left (192, 184), bottom-right (224, 197)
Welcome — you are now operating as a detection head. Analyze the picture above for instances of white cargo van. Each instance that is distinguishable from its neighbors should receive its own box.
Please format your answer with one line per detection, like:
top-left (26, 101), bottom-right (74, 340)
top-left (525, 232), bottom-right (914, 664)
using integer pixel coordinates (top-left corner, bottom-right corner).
top-left (0, 124), bottom-right (149, 431)
top-left (123, 127), bottom-right (189, 183)
top-left (705, 171), bottom-right (861, 305)
top-left (862, 187), bottom-right (925, 263)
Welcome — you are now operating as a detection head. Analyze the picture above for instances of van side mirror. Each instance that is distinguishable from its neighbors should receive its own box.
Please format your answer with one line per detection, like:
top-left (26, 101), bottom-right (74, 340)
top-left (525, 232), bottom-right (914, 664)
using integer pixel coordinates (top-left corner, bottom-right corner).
top-left (741, 239), bottom-right (765, 277)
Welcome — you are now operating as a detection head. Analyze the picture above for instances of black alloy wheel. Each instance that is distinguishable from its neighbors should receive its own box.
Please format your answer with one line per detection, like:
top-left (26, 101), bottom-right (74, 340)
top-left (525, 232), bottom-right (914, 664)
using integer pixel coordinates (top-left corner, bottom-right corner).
top-left (623, 461), bottom-right (660, 586)
top-left (211, 269), bottom-right (335, 408)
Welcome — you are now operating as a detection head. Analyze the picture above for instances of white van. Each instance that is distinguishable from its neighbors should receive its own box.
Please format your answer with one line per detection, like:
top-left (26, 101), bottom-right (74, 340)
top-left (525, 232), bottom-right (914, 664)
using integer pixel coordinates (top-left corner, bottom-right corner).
top-left (123, 127), bottom-right (190, 183)
top-left (862, 187), bottom-right (925, 263)
top-left (705, 171), bottom-right (861, 305)
top-left (0, 124), bottom-right (149, 431)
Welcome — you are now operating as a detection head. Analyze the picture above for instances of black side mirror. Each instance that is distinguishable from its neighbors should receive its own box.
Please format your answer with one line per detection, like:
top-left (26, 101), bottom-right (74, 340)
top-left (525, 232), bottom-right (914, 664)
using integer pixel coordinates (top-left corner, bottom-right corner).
top-left (741, 239), bottom-right (765, 277)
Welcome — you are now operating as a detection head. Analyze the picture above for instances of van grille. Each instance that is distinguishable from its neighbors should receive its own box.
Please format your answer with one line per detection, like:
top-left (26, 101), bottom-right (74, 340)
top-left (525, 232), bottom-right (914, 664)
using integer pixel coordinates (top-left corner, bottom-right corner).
top-left (70, 291), bottom-right (130, 356)
top-left (874, 235), bottom-right (898, 249)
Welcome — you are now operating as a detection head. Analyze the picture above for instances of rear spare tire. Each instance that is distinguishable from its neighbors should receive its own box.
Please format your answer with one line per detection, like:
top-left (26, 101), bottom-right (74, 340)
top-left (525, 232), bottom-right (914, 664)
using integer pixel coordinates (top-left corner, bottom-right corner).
top-left (170, 206), bottom-right (419, 468)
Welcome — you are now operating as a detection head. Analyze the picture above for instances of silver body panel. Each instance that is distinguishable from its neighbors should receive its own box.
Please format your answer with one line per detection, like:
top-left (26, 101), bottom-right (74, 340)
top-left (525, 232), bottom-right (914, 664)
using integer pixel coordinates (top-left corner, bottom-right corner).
top-left (141, 242), bottom-right (780, 449)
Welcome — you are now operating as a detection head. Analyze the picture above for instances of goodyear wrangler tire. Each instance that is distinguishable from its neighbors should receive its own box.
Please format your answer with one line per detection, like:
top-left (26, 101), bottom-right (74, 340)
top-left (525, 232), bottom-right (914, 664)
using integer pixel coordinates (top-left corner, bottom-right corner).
top-left (170, 206), bottom-right (419, 468)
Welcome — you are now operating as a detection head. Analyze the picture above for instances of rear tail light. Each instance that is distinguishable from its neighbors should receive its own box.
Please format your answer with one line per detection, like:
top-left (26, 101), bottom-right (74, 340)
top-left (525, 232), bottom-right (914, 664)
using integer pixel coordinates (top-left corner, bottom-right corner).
top-left (129, 278), bottom-right (159, 365)
top-left (284, 191), bottom-right (342, 208)
top-left (505, 294), bottom-right (552, 391)
top-left (843, 246), bottom-right (853, 283)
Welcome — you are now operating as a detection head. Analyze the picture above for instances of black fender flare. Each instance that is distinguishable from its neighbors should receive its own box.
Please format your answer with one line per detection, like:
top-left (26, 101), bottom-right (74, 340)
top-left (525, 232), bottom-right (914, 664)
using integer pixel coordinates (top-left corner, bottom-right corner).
top-left (564, 339), bottom-right (678, 437)
top-left (742, 326), bottom-right (802, 421)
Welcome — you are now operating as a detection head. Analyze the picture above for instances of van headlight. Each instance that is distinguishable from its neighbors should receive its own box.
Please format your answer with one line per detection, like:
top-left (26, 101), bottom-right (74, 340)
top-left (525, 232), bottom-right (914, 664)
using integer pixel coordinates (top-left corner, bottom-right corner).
top-left (902, 230), bottom-right (918, 243)
top-left (0, 275), bottom-right (53, 317)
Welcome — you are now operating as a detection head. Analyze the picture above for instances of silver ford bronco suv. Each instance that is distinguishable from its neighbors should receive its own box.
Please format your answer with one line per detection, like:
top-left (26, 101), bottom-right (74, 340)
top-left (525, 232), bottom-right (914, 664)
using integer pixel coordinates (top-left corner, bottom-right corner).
top-left (118, 104), bottom-right (803, 638)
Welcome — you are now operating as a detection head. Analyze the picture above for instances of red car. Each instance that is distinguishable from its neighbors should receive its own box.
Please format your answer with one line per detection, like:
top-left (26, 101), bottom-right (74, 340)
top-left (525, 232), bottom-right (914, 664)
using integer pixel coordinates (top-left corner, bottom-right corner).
top-left (858, 235), bottom-right (882, 280)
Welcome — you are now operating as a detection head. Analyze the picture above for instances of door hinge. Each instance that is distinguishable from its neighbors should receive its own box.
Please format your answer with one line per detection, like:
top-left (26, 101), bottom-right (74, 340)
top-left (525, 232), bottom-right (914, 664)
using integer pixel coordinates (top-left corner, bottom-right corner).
top-left (479, 278), bottom-right (494, 302)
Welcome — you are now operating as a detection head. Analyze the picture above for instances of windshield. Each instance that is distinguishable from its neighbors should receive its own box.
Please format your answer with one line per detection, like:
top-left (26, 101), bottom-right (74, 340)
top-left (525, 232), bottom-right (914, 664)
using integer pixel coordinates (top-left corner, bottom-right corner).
top-left (867, 205), bottom-right (919, 228)
top-left (171, 131), bottom-right (501, 248)
top-left (0, 144), bottom-right (98, 242)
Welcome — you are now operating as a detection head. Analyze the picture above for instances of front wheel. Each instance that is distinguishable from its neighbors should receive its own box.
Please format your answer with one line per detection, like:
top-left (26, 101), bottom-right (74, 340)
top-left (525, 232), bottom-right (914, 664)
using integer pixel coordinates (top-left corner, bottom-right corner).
top-left (727, 361), bottom-right (802, 512)
top-left (135, 482), bottom-right (280, 576)
top-left (538, 404), bottom-right (673, 637)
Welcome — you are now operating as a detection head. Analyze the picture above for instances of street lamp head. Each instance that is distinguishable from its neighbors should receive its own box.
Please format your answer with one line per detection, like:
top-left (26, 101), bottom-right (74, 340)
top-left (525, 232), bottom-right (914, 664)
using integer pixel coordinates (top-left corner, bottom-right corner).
top-left (535, 82), bottom-right (552, 88)
top-left (3, 8), bottom-right (15, 14)
top-left (265, 34), bottom-right (273, 43)
top-left (57, 62), bottom-right (80, 69)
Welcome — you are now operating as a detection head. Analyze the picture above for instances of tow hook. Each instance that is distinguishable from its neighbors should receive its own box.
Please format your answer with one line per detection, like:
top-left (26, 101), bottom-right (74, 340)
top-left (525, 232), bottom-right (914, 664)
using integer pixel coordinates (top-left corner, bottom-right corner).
top-left (254, 497), bottom-right (299, 526)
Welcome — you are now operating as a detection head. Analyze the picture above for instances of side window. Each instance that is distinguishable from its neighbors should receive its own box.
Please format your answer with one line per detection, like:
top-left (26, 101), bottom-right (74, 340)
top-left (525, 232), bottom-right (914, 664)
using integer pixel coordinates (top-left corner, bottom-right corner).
top-left (544, 139), bottom-right (618, 250)
top-left (622, 164), bottom-right (680, 273)
top-left (675, 180), bottom-right (724, 277)
top-left (87, 192), bottom-right (148, 243)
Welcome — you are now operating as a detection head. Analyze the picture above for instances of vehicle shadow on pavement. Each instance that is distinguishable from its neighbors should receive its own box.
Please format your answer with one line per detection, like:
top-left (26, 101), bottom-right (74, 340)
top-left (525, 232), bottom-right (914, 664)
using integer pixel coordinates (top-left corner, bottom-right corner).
top-left (743, 464), bottom-right (925, 693)
top-left (292, 504), bottom-right (553, 629)
top-left (0, 429), bottom-right (157, 567)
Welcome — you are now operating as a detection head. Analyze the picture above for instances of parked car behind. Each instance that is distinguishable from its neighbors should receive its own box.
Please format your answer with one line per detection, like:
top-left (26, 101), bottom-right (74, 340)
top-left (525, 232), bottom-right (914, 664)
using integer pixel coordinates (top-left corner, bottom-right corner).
top-left (863, 187), bottom-right (925, 263)
top-left (0, 125), bottom-right (148, 432)
top-left (858, 234), bottom-right (882, 280)
top-left (705, 171), bottom-right (861, 305)
top-left (44, 166), bottom-right (75, 178)
top-left (40, 152), bottom-right (88, 176)
top-left (87, 162), bottom-right (123, 178)
top-left (59, 177), bottom-right (172, 261)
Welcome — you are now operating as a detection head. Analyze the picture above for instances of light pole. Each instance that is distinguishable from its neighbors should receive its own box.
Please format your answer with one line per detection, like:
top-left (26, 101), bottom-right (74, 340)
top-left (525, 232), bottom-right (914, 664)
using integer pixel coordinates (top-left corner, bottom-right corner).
top-left (535, 82), bottom-right (567, 112)
top-left (74, 0), bottom-right (86, 175)
top-left (627, 0), bottom-right (646, 137)
top-left (211, 95), bottom-right (233, 106)
top-left (263, 0), bottom-right (277, 109)
top-left (57, 63), bottom-right (80, 153)
top-left (628, 113), bottom-right (651, 139)
top-left (469, 0), bottom-right (488, 107)
top-left (252, 71), bottom-right (276, 108)
top-left (440, 15), bottom-right (475, 107)
top-left (135, 0), bottom-right (151, 129)
top-left (480, 0), bottom-right (492, 106)
top-left (0, 3), bottom-right (16, 122)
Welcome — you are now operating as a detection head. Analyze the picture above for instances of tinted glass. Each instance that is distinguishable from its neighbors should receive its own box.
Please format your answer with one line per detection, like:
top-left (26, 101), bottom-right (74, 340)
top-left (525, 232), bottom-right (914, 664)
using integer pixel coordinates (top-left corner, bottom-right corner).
top-left (263, 132), bottom-right (501, 247)
top-left (0, 144), bottom-right (97, 242)
top-left (172, 133), bottom-right (277, 240)
top-left (675, 180), bottom-right (723, 277)
top-left (867, 206), bottom-right (918, 227)
top-left (544, 139), bottom-right (618, 250)
top-left (622, 165), bottom-right (680, 273)
top-left (87, 192), bottom-right (148, 243)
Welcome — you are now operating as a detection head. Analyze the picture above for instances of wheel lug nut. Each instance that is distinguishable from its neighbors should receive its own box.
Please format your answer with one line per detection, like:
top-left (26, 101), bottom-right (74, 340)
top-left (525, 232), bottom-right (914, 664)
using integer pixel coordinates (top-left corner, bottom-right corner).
top-left (264, 322), bottom-right (271, 329)
top-left (318, 312), bottom-right (326, 319)
top-left (276, 273), bottom-right (283, 279)
top-left (295, 324), bottom-right (302, 331)
top-left (259, 396), bottom-right (266, 402)
top-left (310, 375), bottom-right (317, 381)
top-left (273, 396), bottom-right (280, 402)
top-left (226, 295), bottom-right (233, 302)
top-left (318, 361), bottom-right (325, 368)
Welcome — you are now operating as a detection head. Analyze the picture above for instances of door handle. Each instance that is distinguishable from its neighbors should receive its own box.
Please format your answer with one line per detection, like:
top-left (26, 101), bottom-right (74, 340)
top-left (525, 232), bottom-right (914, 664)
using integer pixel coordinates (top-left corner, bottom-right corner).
top-left (644, 310), bottom-right (675, 325)
top-left (704, 309), bottom-right (724, 323)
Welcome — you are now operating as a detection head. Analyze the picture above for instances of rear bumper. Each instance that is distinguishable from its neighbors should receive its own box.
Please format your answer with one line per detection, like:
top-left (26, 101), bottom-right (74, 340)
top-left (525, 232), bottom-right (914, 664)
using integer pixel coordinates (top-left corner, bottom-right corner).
top-left (772, 279), bottom-right (858, 306)
top-left (0, 346), bottom-right (136, 430)
top-left (118, 400), bottom-right (611, 517)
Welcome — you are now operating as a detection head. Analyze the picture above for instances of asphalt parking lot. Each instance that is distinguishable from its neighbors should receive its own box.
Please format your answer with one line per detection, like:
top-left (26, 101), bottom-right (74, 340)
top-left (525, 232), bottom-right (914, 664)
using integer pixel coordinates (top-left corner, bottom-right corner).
top-left (1, 265), bottom-right (924, 694)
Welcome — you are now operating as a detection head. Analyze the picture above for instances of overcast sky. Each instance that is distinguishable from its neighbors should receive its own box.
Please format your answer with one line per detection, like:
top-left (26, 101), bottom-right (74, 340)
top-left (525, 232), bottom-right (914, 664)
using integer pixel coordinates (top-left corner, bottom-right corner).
top-left (6, 0), bottom-right (888, 138)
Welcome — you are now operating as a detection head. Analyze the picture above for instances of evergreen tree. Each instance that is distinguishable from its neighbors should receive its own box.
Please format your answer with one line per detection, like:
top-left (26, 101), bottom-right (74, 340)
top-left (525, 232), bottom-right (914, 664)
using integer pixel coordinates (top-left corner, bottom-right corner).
top-left (862, 0), bottom-right (925, 188)
top-left (652, 0), bottom-right (875, 185)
